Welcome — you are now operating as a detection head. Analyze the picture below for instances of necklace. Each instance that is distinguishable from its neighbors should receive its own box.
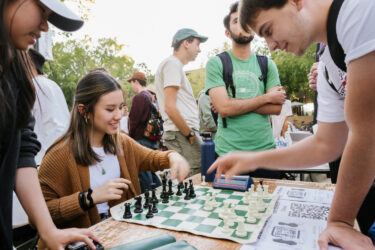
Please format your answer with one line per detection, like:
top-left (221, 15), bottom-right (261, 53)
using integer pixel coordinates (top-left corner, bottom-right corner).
top-left (97, 161), bottom-right (106, 175)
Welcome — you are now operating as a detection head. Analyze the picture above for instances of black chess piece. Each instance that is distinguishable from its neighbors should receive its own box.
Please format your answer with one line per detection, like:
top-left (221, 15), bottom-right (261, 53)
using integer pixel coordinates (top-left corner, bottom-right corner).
top-left (146, 204), bottom-right (154, 219)
top-left (151, 201), bottom-right (158, 213)
top-left (143, 196), bottom-right (150, 209)
top-left (189, 184), bottom-right (196, 198)
top-left (178, 182), bottom-right (184, 190)
top-left (160, 184), bottom-right (167, 199)
top-left (151, 186), bottom-right (158, 204)
top-left (183, 182), bottom-right (188, 194)
top-left (189, 179), bottom-right (193, 188)
top-left (134, 196), bottom-right (143, 213)
top-left (162, 193), bottom-right (169, 203)
top-left (184, 189), bottom-right (190, 200)
top-left (259, 180), bottom-right (264, 190)
top-left (167, 179), bottom-right (174, 196)
top-left (123, 203), bottom-right (132, 219)
top-left (176, 183), bottom-right (182, 196)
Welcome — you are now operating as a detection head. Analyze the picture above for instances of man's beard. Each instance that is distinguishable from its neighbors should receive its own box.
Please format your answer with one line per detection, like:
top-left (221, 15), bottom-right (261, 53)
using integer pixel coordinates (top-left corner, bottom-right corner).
top-left (230, 31), bottom-right (254, 44)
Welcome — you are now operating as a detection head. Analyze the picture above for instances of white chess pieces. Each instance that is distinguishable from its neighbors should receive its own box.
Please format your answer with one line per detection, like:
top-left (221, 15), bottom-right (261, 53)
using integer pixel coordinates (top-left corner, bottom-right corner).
top-left (236, 218), bottom-right (247, 237)
top-left (246, 202), bottom-right (257, 223)
top-left (263, 185), bottom-right (270, 199)
top-left (228, 204), bottom-right (237, 219)
top-left (243, 191), bottom-right (249, 204)
top-left (211, 192), bottom-right (217, 207)
top-left (201, 175), bottom-right (207, 186)
top-left (219, 201), bottom-right (229, 219)
top-left (203, 194), bottom-right (213, 211)
top-left (222, 218), bottom-right (231, 234)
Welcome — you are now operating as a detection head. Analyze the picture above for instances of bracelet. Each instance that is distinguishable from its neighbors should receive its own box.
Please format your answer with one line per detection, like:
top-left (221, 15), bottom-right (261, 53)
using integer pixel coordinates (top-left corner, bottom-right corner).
top-left (78, 191), bottom-right (88, 210)
top-left (86, 188), bottom-right (94, 208)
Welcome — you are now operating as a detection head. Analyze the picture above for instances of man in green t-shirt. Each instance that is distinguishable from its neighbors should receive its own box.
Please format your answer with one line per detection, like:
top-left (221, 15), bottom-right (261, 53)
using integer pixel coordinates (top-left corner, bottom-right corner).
top-left (205, 2), bottom-right (286, 178)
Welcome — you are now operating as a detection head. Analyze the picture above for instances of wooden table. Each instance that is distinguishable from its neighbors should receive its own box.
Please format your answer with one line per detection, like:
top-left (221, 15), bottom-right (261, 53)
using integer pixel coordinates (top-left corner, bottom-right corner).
top-left (90, 175), bottom-right (335, 249)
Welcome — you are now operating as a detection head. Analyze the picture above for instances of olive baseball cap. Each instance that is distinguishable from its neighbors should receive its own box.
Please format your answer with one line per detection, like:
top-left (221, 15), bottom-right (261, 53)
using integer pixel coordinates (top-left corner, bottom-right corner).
top-left (40, 0), bottom-right (84, 32)
top-left (171, 28), bottom-right (208, 46)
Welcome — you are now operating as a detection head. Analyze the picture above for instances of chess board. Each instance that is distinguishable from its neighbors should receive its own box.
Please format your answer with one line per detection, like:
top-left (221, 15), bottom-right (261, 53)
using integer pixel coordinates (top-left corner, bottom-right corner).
top-left (110, 185), bottom-right (279, 244)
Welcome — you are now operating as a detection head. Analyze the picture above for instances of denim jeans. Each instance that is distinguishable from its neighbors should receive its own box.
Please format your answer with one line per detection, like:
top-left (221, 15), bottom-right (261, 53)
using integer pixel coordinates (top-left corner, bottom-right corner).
top-left (136, 138), bottom-right (161, 193)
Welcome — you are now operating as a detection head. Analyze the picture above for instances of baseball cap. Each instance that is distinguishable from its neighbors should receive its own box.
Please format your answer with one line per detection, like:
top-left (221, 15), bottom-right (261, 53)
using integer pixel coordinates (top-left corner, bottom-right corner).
top-left (40, 0), bottom-right (84, 32)
top-left (171, 28), bottom-right (208, 46)
top-left (127, 72), bottom-right (147, 83)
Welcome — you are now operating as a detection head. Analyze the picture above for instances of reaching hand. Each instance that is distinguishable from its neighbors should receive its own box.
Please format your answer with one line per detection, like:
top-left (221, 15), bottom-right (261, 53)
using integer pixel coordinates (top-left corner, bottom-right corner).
top-left (308, 62), bottom-right (319, 91)
top-left (91, 178), bottom-right (131, 204)
top-left (41, 227), bottom-right (100, 250)
top-left (318, 221), bottom-right (375, 250)
top-left (266, 88), bottom-right (286, 104)
top-left (207, 151), bottom-right (260, 181)
top-left (168, 152), bottom-right (190, 182)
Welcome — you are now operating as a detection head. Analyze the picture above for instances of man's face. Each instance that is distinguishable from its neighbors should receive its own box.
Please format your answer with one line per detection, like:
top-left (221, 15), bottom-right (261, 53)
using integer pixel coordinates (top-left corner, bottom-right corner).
top-left (228, 12), bottom-right (254, 44)
top-left (251, 2), bottom-right (311, 56)
top-left (186, 38), bottom-right (201, 62)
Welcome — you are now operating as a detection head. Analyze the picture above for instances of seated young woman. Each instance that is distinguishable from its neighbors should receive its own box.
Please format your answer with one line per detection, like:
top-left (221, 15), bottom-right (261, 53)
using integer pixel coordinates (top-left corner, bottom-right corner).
top-left (38, 69), bottom-right (190, 231)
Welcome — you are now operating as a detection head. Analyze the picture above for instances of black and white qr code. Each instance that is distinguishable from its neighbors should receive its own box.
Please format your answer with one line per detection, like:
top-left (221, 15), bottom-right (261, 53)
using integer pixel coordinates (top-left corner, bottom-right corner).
top-left (288, 202), bottom-right (330, 221)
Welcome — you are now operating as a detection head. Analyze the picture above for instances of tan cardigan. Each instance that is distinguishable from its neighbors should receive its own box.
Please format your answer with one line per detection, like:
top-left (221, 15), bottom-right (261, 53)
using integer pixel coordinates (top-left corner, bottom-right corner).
top-left (38, 134), bottom-right (172, 229)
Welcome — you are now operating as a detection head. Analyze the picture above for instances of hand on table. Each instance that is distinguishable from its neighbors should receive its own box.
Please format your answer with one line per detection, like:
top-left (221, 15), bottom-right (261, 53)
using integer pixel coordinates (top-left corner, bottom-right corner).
top-left (318, 221), bottom-right (375, 250)
top-left (41, 227), bottom-right (100, 250)
top-left (92, 178), bottom-right (131, 204)
top-left (168, 152), bottom-right (190, 182)
top-left (207, 151), bottom-right (260, 181)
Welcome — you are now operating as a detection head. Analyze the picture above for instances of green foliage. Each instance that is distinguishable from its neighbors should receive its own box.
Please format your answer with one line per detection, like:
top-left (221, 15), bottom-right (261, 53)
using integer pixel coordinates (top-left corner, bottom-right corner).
top-left (187, 68), bottom-right (206, 98)
top-left (271, 44), bottom-right (316, 102)
top-left (44, 36), bottom-right (152, 109)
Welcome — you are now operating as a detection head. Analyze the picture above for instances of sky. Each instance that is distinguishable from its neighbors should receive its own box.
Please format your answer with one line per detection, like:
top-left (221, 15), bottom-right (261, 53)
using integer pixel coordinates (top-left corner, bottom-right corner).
top-left (65, 0), bottom-right (239, 73)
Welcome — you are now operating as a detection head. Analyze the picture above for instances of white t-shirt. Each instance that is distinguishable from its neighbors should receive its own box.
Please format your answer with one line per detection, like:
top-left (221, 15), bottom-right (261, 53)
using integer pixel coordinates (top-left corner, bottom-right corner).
top-left (120, 116), bottom-right (129, 134)
top-left (271, 100), bottom-right (293, 137)
top-left (317, 49), bottom-right (346, 123)
top-left (32, 75), bottom-right (70, 165)
top-left (89, 147), bottom-right (121, 214)
top-left (154, 55), bottom-right (199, 131)
top-left (337, 0), bottom-right (375, 65)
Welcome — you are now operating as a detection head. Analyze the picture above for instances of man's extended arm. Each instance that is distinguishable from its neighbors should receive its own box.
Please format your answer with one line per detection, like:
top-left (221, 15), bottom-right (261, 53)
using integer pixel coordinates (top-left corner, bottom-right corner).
top-left (164, 86), bottom-right (192, 137)
top-left (209, 85), bottom-right (285, 118)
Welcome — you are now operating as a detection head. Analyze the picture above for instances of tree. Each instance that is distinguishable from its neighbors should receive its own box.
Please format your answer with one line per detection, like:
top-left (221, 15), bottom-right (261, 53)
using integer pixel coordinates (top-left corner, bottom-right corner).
top-left (43, 36), bottom-right (152, 109)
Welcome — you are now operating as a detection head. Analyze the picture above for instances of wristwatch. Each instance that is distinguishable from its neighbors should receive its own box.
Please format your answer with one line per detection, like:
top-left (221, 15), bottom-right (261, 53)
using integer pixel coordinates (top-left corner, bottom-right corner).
top-left (186, 131), bottom-right (195, 140)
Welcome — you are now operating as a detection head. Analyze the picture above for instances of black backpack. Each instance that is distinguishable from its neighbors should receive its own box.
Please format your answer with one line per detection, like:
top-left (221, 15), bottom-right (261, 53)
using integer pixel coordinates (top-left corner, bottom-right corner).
top-left (212, 51), bottom-right (268, 128)
top-left (327, 0), bottom-right (346, 72)
top-left (141, 92), bottom-right (163, 141)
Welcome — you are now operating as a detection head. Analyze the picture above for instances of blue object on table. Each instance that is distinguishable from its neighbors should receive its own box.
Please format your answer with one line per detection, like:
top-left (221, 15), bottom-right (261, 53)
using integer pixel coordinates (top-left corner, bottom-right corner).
top-left (212, 174), bottom-right (254, 192)
top-left (369, 221), bottom-right (375, 245)
top-left (200, 132), bottom-right (216, 182)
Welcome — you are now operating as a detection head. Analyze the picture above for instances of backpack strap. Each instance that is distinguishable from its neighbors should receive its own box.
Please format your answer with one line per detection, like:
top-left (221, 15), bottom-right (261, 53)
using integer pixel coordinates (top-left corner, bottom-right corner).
top-left (256, 54), bottom-right (268, 91)
top-left (217, 51), bottom-right (235, 128)
top-left (327, 0), bottom-right (347, 72)
top-left (140, 91), bottom-right (156, 112)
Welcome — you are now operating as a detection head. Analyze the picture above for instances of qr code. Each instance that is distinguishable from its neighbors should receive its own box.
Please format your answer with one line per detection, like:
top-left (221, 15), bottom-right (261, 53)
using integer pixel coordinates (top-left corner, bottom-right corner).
top-left (288, 202), bottom-right (329, 221)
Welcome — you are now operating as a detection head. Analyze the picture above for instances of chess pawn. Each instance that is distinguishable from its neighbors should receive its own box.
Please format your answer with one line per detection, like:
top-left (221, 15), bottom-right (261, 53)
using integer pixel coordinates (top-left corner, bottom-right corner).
top-left (176, 183), bottom-right (182, 196)
top-left (243, 191), bottom-right (249, 205)
top-left (146, 204), bottom-right (154, 219)
top-left (201, 175), bottom-right (207, 186)
top-left (221, 218), bottom-right (231, 234)
top-left (203, 194), bottom-right (213, 211)
top-left (211, 192), bottom-right (217, 207)
top-left (236, 218), bottom-right (247, 237)
top-left (263, 185), bottom-right (270, 199)
top-left (219, 201), bottom-right (229, 219)
top-left (151, 201), bottom-right (158, 213)
top-left (228, 204), bottom-right (237, 220)
top-left (246, 204), bottom-right (256, 223)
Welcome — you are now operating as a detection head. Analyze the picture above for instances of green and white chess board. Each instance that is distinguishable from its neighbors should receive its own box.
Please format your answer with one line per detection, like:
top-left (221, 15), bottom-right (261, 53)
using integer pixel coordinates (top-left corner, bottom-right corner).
top-left (111, 185), bottom-right (279, 244)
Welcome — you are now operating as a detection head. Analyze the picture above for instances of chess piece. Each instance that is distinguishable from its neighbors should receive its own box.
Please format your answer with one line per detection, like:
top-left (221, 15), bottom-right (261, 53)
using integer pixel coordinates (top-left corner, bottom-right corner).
top-left (229, 204), bottom-right (237, 219)
top-left (160, 183), bottom-right (167, 199)
top-left (151, 183), bottom-right (158, 204)
top-left (146, 204), bottom-right (154, 219)
top-left (183, 182), bottom-right (188, 194)
top-left (167, 179), bottom-right (174, 196)
top-left (189, 184), bottom-right (196, 198)
top-left (246, 202), bottom-right (256, 223)
top-left (176, 183), bottom-right (182, 196)
top-left (151, 201), bottom-right (158, 213)
top-left (162, 193), bottom-right (169, 203)
top-left (189, 179), bottom-right (193, 189)
top-left (123, 203), bottom-right (132, 219)
top-left (263, 185), bottom-right (270, 199)
top-left (203, 194), bottom-right (213, 211)
top-left (134, 196), bottom-right (143, 213)
top-left (219, 201), bottom-right (229, 219)
top-left (201, 175), bottom-right (207, 186)
top-left (211, 192), bottom-right (217, 207)
top-left (259, 180), bottom-right (264, 190)
top-left (184, 189), bottom-right (190, 200)
top-left (222, 218), bottom-right (231, 234)
top-left (143, 190), bottom-right (150, 208)
top-left (236, 219), bottom-right (247, 237)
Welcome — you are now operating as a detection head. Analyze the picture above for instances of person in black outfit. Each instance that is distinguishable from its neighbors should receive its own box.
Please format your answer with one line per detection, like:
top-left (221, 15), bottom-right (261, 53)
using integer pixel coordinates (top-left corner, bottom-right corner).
top-left (0, 0), bottom-right (98, 248)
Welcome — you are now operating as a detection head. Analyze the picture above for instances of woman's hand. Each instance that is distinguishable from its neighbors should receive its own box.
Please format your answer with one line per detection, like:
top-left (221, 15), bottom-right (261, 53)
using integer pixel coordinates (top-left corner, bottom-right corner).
top-left (207, 151), bottom-right (261, 181)
top-left (41, 227), bottom-right (100, 250)
top-left (168, 152), bottom-right (190, 182)
top-left (91, 178), bottom-right (131, 204)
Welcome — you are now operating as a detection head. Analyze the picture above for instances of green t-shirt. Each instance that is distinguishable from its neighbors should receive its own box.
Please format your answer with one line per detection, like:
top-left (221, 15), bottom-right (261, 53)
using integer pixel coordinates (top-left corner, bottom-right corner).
top-left (205, 51), bottom-right (281, 156)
